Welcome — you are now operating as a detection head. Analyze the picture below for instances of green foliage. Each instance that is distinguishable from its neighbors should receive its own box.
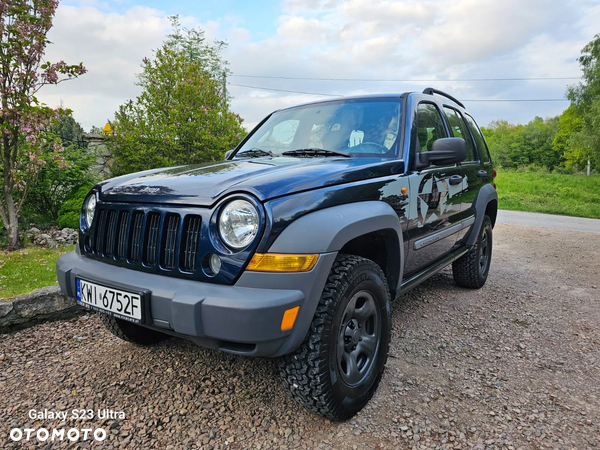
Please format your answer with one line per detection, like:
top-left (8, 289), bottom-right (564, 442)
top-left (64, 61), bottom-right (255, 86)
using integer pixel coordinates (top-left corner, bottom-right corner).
top-left (0, 0), bottom-right (87, 250)
top-left (482, 117), bottom-right (560, 170)
top-left (565, 34), bottom-right (600, 170)
top-left (109, 17), bottom-right (246, 176)
top-left (23, 115), bottom-right (95, 225)
top-left (496, 171), bottom-right (600, 219)
top-left (57, 185), bottom-right (93, 229)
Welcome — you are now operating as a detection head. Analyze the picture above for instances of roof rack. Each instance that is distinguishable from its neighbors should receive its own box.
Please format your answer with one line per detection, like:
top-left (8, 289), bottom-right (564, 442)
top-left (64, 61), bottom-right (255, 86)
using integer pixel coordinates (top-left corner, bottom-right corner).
top-left (422, 88), bottom-right (465, 108)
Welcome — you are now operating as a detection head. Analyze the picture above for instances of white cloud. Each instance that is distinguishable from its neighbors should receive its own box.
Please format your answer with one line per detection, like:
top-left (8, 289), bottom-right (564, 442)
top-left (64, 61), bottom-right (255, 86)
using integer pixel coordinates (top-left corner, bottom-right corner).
top-left (36, 0), bottom-right (597, 133)
top-left (37, 5), bottom-right (171, 129)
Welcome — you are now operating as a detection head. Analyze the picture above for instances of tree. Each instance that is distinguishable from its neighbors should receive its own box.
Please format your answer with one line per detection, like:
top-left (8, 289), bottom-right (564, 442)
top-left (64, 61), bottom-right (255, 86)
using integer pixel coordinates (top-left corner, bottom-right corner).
top-left (0, 0), bottom-right (87, 249)
top-left (23, 113), bottom-right (95, 224)
top-left (553, 105), bottom-right (586, 170)
top-left (109, 17), bottom-right (245, 176)
top-left (567, 34), bottom-right (600, 174)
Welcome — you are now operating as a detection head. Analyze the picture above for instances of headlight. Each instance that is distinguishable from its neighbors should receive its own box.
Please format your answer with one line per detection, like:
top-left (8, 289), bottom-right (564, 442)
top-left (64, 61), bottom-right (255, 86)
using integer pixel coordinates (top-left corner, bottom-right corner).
top-left (218, 199), bottom-right (259, 249)
top-left (82, 194), bottom-right (97, 230)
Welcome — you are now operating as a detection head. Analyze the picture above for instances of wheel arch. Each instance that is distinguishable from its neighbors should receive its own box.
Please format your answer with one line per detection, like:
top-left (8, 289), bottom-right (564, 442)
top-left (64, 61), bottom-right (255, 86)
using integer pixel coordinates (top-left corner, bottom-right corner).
top-left (266, 201), bottom-right (404, 356)
top-left (465, 184), bottom-right (498, 246)
top-left (267, 200), bottom-right (404, 293)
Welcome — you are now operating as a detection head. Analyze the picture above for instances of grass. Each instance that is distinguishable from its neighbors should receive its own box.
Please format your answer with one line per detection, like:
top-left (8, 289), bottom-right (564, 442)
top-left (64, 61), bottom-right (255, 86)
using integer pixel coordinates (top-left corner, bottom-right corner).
top-left (0, 245), bottom-right (75, 300)
top-left (496, 171), bottom-right (600, 219)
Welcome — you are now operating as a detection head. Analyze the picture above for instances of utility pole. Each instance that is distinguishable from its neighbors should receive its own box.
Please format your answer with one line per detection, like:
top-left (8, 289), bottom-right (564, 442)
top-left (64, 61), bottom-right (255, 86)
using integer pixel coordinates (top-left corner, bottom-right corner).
top-left (222, 72), bottom-right (227, 105)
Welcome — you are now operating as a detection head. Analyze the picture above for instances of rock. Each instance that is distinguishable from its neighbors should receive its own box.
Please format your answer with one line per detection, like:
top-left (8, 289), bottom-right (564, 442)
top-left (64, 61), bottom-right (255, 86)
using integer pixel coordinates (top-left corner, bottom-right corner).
top-left (0, 286), bottom-right (81, 331)
top-left (0, 302), bottom-right (14, 318)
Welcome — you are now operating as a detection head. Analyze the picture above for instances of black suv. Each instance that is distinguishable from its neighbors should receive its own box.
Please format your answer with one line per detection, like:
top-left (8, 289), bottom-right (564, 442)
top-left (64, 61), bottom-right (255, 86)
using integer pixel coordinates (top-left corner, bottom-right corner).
top-left (57, 88), bottom-right (497, 421)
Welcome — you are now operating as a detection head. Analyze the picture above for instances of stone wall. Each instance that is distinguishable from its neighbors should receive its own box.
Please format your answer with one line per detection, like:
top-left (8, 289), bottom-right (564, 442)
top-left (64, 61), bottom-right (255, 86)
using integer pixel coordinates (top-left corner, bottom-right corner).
top-left (27, 227), bottom-right (78, 247)
top-left (83, 132), bottom-right (112, 179)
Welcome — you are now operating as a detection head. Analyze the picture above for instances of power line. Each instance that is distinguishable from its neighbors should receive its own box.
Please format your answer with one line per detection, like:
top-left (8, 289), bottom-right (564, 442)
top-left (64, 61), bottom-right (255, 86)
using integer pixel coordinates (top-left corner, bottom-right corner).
top-left (228, 83), bottom-right (342, 97)
top-left (463, 99), bottom-right (568, 102)
top-left (229, 83), bottom-right (569, 102)
top-left (230, 74), bottom-right (580, 82)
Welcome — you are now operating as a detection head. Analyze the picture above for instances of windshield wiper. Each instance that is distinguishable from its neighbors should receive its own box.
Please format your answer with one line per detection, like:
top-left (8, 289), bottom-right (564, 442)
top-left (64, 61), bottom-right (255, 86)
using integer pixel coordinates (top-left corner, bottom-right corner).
top-left (282, 148), bottom-right (351, 158)
top-left (235, 148), bottom-right (274, 158)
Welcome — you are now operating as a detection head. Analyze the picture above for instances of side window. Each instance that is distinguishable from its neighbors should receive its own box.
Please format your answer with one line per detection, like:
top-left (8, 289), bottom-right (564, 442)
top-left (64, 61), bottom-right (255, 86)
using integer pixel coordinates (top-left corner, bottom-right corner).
top-left (464, 114), bottom-right (491, 162)
top-left (443, 107), bottom-right (476, 162)
top-left (416, 103), bottom-right (447, 152)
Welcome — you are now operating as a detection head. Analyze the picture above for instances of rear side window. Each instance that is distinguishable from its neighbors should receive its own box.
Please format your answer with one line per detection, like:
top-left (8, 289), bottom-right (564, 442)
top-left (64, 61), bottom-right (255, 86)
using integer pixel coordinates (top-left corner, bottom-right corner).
top-left (464, 114), bottom-right (491, 162)
top-left (443, 107), bottom-right (476, 162)
top-left (416, 103), bottom-right (447, 152)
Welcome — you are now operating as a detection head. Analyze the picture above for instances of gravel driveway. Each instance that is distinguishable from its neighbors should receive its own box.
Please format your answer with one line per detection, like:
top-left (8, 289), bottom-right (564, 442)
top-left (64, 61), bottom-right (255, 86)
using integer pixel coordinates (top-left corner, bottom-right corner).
top-left (1, 223), bottom-right (599, 449)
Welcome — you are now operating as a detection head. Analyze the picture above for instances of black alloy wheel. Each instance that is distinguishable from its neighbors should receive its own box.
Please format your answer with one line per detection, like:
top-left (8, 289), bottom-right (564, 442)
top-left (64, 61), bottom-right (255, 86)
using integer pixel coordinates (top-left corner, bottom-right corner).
top-left (338, 290), bottom-right (380, 386)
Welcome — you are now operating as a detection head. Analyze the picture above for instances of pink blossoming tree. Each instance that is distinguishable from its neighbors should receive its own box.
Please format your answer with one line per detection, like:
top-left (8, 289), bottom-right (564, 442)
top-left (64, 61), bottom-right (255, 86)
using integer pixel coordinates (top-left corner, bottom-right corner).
top-left (0, 0), bottom-right (86, 249)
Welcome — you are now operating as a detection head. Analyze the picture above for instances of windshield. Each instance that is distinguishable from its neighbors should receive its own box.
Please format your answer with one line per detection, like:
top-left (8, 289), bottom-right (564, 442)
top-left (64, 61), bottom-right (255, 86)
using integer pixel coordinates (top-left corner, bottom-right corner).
top-left (235, 98), bottom-right (403, 158)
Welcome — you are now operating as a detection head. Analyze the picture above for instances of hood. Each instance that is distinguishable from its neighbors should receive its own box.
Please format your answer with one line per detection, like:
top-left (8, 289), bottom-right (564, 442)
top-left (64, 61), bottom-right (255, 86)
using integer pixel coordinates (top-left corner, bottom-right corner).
top-left (97, 157), bottom-right (404, 206)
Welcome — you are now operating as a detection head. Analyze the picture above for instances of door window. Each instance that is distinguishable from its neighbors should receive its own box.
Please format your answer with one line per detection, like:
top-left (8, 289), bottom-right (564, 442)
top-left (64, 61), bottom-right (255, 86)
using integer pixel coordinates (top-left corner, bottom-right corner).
top-left (416, 103), bottom-right (447, 152)
top-left (464, 114), bottom-right (491, 162)
top-left (443, 107), bottom-right (476, 162)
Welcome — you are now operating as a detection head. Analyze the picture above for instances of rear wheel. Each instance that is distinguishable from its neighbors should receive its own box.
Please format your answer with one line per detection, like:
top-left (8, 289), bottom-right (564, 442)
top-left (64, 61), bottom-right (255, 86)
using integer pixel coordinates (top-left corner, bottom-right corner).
top-left (279, 254), bottom-right (391, 421)
top-left (101, 314), bottom-right (170, 346)
top-left (453, 215), bottom-right (493, 288)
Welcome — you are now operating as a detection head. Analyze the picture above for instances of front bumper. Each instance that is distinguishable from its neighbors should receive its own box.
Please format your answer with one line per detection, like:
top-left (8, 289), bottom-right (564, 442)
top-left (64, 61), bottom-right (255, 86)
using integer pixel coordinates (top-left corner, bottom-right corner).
top-left (56, 250), bottom-right (336, 357)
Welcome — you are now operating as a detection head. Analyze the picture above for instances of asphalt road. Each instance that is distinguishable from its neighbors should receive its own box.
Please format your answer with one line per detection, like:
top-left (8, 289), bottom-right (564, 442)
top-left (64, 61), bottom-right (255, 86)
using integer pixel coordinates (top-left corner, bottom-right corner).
top-left (497, 209), bottom-right (600, 233)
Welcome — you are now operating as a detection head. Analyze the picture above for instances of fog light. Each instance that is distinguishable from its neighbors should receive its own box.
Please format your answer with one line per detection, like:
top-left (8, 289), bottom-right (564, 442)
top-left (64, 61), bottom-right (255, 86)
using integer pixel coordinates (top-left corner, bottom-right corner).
top-left (209, 253), bottom-right (222, 275)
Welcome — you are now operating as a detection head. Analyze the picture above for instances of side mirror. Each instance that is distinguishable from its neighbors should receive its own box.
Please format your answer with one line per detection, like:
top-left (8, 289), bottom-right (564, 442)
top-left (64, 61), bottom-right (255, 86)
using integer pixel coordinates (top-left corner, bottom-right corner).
top-left (418, 137), bottom-right (466, 167)
top-left (224, 149), bottom-right (234, 160)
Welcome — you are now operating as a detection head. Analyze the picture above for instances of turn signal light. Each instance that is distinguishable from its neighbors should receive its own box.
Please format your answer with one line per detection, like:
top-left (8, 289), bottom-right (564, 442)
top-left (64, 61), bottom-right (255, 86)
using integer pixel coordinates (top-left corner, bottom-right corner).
top-left (247, 253), bottom-right (319, 272)
top-left (281, 306), bottom-right (300, 331)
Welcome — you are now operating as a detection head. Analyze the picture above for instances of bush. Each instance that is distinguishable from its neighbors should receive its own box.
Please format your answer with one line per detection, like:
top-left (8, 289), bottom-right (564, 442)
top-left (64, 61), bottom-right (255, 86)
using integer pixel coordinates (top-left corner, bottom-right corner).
top-left (57, 185), bottom-right (92, 229)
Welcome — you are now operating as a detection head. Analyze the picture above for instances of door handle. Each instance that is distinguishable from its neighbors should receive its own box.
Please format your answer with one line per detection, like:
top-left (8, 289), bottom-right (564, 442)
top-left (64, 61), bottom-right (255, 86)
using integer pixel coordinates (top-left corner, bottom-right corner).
top-left (449, 175), bottom-right (463, 185)
top-left (477, 170), bottom-right (488, 178)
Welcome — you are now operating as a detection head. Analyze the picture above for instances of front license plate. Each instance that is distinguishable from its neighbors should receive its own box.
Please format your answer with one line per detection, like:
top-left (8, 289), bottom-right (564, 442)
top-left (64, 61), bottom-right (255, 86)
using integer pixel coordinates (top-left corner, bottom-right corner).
top-left (76, 279), bottom-right (143, 323)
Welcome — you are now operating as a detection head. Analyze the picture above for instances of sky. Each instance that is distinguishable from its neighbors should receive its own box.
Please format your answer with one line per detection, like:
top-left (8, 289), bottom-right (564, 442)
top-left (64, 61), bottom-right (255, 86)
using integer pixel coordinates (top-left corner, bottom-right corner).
top-left (36, 0), bottom-right (600, 132)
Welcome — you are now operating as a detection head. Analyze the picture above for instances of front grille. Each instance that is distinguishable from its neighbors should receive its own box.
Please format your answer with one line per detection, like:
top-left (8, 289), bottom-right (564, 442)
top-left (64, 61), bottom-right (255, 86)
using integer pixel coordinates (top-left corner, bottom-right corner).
top-left (88, 207), bottom-right (201, 273)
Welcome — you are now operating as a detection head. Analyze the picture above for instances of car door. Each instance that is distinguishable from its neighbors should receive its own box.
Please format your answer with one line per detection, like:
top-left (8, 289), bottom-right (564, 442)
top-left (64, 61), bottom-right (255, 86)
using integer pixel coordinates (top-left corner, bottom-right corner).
top-left (403, 102), bottom-right (466, 277)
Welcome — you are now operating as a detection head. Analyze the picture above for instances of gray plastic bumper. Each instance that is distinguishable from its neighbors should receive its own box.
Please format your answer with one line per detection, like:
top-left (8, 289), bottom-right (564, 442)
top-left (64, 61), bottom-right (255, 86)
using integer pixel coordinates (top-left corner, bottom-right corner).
top-left (56, 250), bottom-right (336, 357)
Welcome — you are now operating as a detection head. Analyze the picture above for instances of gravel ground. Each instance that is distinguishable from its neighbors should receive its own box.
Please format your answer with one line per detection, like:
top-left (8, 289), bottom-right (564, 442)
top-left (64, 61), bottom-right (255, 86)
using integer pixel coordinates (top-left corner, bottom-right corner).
top-left (0, 223), bottom-right (599, 449)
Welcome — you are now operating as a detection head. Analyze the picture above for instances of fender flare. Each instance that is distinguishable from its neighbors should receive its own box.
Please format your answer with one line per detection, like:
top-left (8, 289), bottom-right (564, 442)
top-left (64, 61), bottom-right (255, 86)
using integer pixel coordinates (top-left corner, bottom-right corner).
top-left (268, 201), bottom-right (404, 285)
top-left (265, 201), bottom-right (404, 356)
top-left (465, 184), bottom-right (498, 246)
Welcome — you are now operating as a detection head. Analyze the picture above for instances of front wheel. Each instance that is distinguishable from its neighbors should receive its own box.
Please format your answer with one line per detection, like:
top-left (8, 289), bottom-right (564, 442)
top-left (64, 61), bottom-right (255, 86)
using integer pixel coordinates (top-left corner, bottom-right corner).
top-left (453, 214), bottom-right (493, 288)
top-left (279, 255), bottom-right (391, 421)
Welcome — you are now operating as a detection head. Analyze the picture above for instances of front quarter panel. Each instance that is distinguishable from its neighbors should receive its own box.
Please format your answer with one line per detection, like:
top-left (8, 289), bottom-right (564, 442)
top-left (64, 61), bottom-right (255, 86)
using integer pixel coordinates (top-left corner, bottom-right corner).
top-left (258, 201), bottom-right (404, 355)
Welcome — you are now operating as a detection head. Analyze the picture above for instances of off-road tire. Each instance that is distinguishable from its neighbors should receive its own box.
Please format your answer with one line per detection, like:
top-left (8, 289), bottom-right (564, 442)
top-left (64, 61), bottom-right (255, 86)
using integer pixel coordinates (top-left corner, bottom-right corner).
top-left (453, 215), bottom-right (493, 288)
top-left (279, 254), bottom-right (391, 421)
top-left (101, 314), bottom-right (170, 346)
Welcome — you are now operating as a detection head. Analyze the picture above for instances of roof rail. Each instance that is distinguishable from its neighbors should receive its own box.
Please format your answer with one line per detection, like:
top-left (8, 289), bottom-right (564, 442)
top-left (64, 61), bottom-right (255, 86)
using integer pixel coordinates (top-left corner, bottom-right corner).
top-left (422, 88), bottom-right (465, 108)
